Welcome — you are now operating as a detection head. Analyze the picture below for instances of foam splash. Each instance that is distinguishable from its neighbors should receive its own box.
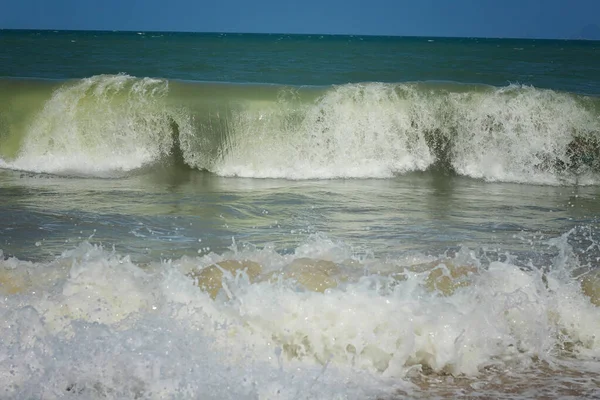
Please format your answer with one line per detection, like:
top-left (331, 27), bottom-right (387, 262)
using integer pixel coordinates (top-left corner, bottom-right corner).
top-left (448, 85), bottom-right (600, 185)
top-left (208, 83), bottom-right (435, 179)
top-left (214, 84), bottom-right (600, 183)
top-left (1, 76), bottom-right (599, 183)
top-left (1, 75), bottom-right (190, 177)
top-left (1, 232), bottom-right (599, 397)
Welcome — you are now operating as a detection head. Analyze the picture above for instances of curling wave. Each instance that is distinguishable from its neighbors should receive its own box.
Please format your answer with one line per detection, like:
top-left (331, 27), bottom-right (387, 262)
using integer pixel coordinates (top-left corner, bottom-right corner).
top-left (0, 75), bottom-right (599, 184)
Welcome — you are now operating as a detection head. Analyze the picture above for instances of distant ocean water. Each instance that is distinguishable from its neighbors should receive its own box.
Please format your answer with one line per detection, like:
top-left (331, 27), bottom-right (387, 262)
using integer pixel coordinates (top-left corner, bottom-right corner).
top-left (1, 30), bottom-right (600, 399)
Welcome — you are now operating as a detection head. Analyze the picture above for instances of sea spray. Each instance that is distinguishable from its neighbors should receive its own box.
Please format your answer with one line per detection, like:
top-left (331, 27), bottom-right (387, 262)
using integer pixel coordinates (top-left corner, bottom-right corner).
top-left (1, 76), bottom-right (599, 184)
top-left (1, 231), bottom-right (600, 398)
top-left (206, 83), bottom-right (600, 183)
top-left (0, 75), bottom-right (191, 176)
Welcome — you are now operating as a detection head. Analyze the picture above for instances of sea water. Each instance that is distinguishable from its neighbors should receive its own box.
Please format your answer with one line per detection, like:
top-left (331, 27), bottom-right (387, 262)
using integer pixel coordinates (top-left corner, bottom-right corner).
top-left (0, 30), bottom-right (600, 399)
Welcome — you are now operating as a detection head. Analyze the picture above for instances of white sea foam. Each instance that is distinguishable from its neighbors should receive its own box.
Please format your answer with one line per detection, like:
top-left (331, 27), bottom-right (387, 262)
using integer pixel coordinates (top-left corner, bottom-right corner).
top-left (2, 77), bottom-right (599, 184)
top-left (2, 75), bottom-right (185, 177)
top-left (1, 232), bottom-right (599, 398)
top-left (448, 85), bottom-right (600, 185)
top-left (210, 83), bottom-right (435, 179)
top-left (198, 83), bottom-right (600, 184)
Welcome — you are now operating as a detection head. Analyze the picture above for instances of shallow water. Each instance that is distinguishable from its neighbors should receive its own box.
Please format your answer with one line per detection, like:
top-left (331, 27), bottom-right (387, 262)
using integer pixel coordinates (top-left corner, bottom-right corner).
top-left (2, 168), bottom-right (598, 261)
top-left (2, 166), bottom-right (600, 399)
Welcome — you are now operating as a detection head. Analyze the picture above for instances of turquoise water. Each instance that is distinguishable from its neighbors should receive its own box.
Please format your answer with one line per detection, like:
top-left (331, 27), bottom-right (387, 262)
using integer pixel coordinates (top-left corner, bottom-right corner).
top-left (1, 30), bottom-right (600, 399)
top-left (2, 30), bottom-right (600, 93)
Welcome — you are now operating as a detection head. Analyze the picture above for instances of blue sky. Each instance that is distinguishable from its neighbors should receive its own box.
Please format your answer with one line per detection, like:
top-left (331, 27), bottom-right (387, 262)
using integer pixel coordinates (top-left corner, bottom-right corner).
top-left (1, 0), bottom-right (599, 39)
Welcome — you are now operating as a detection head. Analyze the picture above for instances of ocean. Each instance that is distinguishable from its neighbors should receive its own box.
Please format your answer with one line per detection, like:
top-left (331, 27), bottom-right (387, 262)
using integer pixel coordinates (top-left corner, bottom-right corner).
top-left (1, 29), bottom-right (600, 399)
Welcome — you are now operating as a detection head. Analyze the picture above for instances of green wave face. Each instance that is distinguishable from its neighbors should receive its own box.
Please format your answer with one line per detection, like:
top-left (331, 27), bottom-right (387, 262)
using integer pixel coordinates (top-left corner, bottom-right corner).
top-left (0, 75), bottom-right (180, 176)
top-left (0, 79), bottom-right (56, 160)
top-left (1, 75), bottom-right (599, 184)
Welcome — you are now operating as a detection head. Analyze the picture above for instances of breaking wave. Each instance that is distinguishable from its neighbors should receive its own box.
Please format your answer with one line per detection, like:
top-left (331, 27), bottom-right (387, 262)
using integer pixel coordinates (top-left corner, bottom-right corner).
top-left (1, 230), bottom-right (600, 398)
top-left (1, 75), bottom-right (599, 184)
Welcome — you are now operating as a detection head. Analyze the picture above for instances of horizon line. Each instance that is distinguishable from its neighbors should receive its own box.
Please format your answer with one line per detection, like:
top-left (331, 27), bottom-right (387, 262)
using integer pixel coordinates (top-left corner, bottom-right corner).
top-left (1, 27), bottom-right (595, 41)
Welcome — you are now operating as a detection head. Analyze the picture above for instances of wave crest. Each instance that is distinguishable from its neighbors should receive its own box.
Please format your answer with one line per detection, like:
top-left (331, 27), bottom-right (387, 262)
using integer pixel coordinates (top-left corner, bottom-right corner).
top-left (0, 74), bottom-right (187, 176)
top-left (1, 77), bottom-right (599, 184)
